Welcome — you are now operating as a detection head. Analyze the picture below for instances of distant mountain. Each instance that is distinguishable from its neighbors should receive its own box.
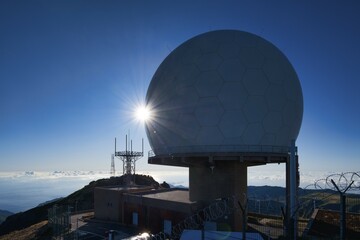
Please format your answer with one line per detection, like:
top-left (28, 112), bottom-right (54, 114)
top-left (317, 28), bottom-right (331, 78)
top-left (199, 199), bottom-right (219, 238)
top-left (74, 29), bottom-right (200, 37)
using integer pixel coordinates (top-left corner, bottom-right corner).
top-left (0, 210), bottom-right (13, 224)
top-left (248, 186), bottom-right (286, 200)
top-left (0, 174), bottom-right (161, 237)
top-left (168, 183), bottom-right (187, 189)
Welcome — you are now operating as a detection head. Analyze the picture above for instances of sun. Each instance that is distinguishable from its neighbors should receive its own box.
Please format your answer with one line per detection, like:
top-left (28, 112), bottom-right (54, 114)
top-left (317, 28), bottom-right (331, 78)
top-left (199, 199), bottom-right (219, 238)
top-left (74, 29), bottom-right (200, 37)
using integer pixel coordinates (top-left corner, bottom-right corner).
top-left (135, 105), bottom-right (152, 122)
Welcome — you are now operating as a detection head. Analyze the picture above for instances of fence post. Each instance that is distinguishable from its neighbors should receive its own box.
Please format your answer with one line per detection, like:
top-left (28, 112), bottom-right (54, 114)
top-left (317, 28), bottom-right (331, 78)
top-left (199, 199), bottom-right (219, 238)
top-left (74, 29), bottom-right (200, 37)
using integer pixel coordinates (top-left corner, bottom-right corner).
top-left (238, 197), bottom-right (248, 240)
top-left (331, 179), bottom-right (353, 240)
top-left (340, 194), bottom-right (346, 240)
top-left (289, 140), bottom-right (298, 240)
top-left (281, 206), bottom-right (287, 238)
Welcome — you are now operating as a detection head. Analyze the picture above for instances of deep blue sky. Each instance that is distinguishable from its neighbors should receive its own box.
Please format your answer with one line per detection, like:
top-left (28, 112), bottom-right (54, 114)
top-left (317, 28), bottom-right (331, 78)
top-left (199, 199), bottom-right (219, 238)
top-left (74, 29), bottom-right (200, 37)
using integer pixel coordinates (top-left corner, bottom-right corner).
top-left (0, 1), bottom-right (359, 174)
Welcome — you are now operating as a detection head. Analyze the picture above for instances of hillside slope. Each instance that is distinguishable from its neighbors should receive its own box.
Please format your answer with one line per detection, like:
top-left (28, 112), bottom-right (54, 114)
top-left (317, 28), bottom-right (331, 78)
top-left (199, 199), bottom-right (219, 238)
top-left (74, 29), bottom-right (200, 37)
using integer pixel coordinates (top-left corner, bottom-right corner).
top-left (0, 174), bottom-right (161, 236)
top-left (0, 211), bottom-right (13, 225)
top-left (0, 221), bottom-right (49, 240)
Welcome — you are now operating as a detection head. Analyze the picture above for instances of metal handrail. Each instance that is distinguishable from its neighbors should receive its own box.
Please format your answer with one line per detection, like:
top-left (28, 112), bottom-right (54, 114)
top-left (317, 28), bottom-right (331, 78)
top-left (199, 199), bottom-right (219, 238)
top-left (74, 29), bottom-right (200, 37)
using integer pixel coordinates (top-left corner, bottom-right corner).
top-left (115, 150), bottom-right (143, 157)
top-left (148, 144), bottom-right (290, 157)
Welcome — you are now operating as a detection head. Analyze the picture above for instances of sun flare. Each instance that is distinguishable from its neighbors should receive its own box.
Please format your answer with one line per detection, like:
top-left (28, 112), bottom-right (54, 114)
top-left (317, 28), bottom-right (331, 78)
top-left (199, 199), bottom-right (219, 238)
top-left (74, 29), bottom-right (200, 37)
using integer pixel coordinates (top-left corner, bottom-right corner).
top-left (135, 105), bottom-right (151, 122)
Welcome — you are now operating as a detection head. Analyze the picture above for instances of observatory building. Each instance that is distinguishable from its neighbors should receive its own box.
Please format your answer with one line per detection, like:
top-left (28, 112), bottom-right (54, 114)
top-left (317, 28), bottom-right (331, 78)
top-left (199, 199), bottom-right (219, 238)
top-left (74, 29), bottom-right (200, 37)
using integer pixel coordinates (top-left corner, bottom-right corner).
top-left (146, 30), bottom-right (303, 232)
top-left (94, 29), bottom-right (303, 237)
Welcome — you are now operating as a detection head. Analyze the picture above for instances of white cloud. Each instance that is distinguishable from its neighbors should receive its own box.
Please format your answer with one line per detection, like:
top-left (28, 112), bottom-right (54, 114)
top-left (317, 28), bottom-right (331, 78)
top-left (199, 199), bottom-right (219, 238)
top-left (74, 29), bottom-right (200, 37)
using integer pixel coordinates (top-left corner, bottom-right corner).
top-left (0, 170), bottom-right (110, 181)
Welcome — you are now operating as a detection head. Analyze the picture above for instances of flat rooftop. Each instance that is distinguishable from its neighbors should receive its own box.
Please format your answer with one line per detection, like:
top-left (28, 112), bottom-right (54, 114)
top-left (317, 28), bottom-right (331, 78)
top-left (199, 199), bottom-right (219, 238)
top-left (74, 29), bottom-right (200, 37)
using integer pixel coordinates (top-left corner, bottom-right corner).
top-left (138, 189), bottom-right (194, 204)
top-left (96, 185), bottom-right (153, 191)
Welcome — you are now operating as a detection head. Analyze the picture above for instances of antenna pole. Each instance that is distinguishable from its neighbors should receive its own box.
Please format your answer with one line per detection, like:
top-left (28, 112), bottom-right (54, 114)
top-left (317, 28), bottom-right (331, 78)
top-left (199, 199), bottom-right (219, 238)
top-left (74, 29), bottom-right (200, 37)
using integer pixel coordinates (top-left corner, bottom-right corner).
top-left (113, 134), bottom-right (143, 186)
top-left (110, 154), bottom-right (115, 177)
top-left (142, 138), bottom-right (144, 156)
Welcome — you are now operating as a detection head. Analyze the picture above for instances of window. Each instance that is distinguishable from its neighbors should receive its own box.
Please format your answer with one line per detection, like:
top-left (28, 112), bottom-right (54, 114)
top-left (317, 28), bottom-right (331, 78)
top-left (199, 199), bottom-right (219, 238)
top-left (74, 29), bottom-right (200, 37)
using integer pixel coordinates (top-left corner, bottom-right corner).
top-left (164, 219), bottom-right (172, 235)
top-left (132, 212), bottom-right (138, 226)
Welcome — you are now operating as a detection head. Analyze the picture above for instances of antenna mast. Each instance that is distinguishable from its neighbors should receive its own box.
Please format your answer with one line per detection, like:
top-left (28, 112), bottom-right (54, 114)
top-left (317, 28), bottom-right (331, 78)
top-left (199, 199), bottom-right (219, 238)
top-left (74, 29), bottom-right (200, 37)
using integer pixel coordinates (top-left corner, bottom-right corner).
top-left (114, 135), bottom-right (144, 185)
top-left (110, 154), bottom-right (115, 177)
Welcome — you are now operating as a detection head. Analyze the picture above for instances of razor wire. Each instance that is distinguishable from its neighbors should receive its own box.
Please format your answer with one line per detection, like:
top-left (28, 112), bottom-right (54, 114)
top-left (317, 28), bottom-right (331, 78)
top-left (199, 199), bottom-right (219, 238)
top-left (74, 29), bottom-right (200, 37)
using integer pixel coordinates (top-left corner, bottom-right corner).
top-left (304, 172), bottom-right (360, 192)
top-left (297, 171), bottom-right (360, 219)
top-left (150, 172), bottom-right (360, 239)
top-left (151, 195), bottom-right (243, 240)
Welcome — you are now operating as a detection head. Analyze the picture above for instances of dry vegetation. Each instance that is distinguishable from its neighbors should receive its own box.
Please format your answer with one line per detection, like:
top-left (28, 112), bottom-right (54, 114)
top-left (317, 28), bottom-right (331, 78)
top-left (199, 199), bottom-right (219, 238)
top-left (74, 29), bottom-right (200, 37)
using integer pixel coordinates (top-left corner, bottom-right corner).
top-left (0, 221), bottom-right (49, 240)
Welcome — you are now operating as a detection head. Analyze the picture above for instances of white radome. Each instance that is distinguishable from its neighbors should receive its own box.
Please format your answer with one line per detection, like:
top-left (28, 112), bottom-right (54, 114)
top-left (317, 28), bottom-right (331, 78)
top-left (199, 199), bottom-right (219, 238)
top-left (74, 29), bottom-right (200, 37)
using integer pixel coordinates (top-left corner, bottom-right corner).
top-left (146, 30), bottom-right (303, 155)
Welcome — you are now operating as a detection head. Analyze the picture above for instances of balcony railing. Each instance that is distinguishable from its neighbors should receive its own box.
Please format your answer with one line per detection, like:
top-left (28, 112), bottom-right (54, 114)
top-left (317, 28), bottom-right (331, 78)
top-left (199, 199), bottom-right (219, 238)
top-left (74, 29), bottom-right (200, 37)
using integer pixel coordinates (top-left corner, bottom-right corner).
top-left (148, 144), bottom-right (291, 157)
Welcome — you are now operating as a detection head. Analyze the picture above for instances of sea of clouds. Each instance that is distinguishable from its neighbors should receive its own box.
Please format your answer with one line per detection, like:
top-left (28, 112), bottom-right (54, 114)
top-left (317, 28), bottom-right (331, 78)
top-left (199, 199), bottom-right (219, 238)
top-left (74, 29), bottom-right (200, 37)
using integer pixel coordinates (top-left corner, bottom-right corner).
top-left (0, 171), bottom-right (110, 213)
top-left (0, 169), bottom-right (341, 213)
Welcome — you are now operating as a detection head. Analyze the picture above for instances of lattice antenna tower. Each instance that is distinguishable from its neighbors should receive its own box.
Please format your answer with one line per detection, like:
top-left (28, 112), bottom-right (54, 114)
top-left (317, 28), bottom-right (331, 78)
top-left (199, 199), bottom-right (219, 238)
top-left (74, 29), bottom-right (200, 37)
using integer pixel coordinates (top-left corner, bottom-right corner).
top-left (110, 154), bottom-right (115, 177)
top-left (114, 135), bottom-right (144, 185)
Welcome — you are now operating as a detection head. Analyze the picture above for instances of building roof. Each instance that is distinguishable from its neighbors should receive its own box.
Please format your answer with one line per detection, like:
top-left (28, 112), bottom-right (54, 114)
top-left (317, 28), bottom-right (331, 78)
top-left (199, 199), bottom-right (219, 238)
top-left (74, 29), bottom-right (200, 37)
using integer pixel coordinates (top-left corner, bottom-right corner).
top-left (122, 188), bottom-right (198, 214)
top-left (96, 185), bottom-right (153, 192)
top-left (140, 189), bottom-right (194, 204)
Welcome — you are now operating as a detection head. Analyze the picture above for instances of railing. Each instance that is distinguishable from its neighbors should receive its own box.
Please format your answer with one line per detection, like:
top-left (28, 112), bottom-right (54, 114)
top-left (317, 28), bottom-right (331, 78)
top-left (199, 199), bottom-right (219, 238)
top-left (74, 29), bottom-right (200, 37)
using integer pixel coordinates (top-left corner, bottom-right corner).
top-left (148, 144), bottom-right (291, 157)
top-left (115, 151), bottom-right (143, 157)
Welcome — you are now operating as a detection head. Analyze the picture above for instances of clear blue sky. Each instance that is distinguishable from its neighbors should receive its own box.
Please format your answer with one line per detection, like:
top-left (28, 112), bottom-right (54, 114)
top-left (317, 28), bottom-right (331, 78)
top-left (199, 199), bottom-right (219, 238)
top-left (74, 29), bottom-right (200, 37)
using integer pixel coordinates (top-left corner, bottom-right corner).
top-left (0, 0), bottom-right (359, 174)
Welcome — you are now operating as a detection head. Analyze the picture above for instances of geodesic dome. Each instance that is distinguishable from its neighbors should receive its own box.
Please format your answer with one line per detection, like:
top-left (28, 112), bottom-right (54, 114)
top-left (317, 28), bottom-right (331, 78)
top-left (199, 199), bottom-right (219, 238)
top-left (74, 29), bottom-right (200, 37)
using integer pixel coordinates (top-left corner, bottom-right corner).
top-left (145, 30), bottom-right (303, 156)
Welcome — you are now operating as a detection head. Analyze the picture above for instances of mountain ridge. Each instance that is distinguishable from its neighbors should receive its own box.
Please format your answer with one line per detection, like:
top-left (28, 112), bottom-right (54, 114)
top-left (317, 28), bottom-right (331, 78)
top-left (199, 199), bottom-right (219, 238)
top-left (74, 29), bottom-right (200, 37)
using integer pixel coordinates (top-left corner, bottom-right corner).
top-left (0, 210), bottom-right (13, 225)
top-left (0, 174), bottom-right (161, 237)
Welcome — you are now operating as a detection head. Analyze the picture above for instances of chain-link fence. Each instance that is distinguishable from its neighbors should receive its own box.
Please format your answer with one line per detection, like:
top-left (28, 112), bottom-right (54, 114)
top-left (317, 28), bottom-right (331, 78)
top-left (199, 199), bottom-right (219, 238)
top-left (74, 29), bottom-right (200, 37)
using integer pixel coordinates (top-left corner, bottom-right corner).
top-left (48, 205), bottom-right (71, 239)
top-left (148, 172), bottom-right (360, 240)
top-left (246, 192), bottom-right (360, 239)
top-left (243, 172), bottom-right (360, 239)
